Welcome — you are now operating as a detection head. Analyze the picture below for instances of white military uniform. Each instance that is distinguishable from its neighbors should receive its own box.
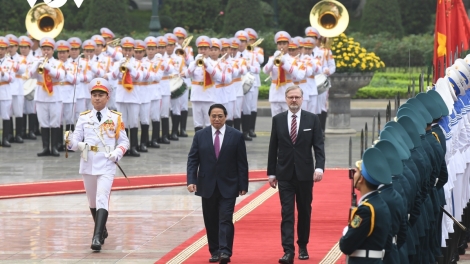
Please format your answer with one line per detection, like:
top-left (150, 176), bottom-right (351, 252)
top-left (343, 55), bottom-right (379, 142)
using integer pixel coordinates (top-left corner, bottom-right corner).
top-left (0, 55), bottom-right (14, 120)
top-left (239, 49), bottom-right (261, 115)
top-left (23, 51), bottom-right (37, 115)
top-left (10, 53), bottom-right (26, 118)
top-left (68, 107), bottom-right (129, 210)
top-left (315, 46), bottom-right (335, 113)
top-left (145, 54), bottom-right (164, 123)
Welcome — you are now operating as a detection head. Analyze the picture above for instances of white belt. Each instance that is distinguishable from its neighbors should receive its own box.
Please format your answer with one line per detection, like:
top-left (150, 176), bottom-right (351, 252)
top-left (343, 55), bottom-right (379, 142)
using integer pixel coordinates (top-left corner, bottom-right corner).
top-left (349, 249), bottom-right (384, 259)
top-left (78, 142), bottom-right (112, 161)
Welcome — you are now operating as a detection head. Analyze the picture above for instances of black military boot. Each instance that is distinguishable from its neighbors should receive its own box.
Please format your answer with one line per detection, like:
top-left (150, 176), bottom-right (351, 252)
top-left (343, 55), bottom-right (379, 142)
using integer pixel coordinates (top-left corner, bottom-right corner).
top-left (139, 124), bottom-right (149, 153)
top-left (37, 128), bottom-right (51, 156)
top-left (21, 114), bottom-right (27, 138)
top-left (170, 115), bottom-right (180, 141)
top-left (91, 209), bottom-right (108, 251)
top-left (233, 118), bottom-right (241, 131)
top-left (2, 119), bottom-right (11, 147)
top-left (249, 111), bottom-right (257, 137)
top-left (27, 114), bottom-right (37, 139)
top-left (179, 110), bottom-right (188, 137)
top-left (50, 127), bottom-right (60, 157)
top-left (33, 114), bottom-right (41, 135)
top-left (14, 117), bottom-right (24, 143)
top-left (57, 125), bottom-right (65, 151)
top-left (241, 115), bottom-right (252, 141)
top-left (90, 208), bottom-right (108, 245)
top-left (129, 128), bottom-right (140, 157)
top-left (226, 120), bottom-right (234, 127)
top-left (149, 121), bottom-right (160, 148)
top-left (159, 118), bottom-right (170, 144)
top-left (7, 117), bottom-right (14, 143)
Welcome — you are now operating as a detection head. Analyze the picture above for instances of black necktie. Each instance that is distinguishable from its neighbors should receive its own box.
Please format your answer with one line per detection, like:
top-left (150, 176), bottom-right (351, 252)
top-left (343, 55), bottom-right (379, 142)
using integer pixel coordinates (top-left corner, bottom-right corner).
top-left (96, 57), bottom-right (99, 61)
top-left (97, 111), bottom-right (102, 122)
top-left (33, 51), bottom-right (35, 56)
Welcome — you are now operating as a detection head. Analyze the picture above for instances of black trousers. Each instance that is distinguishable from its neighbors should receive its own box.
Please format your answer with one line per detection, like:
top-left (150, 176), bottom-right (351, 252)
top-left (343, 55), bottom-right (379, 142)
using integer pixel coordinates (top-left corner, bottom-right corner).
top-left (201, 184), bottom-right (237, 256)
top-left (278, 175), bottom-right (314, 254)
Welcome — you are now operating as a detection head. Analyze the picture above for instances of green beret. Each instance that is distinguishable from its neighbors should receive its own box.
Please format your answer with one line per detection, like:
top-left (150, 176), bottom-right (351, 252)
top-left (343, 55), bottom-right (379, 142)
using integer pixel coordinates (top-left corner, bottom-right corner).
top-left (416, 92), bottom-right (441, 120)
top-left (374, 139), bottom-right (404, 176)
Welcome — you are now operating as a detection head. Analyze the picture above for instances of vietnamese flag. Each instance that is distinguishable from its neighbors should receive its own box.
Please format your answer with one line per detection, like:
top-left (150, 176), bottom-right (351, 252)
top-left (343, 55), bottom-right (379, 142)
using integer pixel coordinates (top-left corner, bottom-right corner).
top-left (122, 70), bottom-right (134, 92)
top-left (42, 69), bottom-right (53, 95)
top-left (433, 0), bottom-right (470, 82)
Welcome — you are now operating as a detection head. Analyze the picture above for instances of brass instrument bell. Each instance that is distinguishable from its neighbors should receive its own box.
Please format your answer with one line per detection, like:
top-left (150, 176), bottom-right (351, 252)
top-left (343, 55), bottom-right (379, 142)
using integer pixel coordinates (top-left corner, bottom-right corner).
top-left (25, 3), bottom-right (64, 40)
top-left (309, 0), bottom-right (349, 38)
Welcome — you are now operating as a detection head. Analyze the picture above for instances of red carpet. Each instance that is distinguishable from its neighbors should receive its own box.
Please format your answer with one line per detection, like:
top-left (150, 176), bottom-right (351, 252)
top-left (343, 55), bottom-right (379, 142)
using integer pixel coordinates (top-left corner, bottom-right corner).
top-left (157, 169), bottom-right (351, 263)
top-left (0, 170), bottom-right (267, 199)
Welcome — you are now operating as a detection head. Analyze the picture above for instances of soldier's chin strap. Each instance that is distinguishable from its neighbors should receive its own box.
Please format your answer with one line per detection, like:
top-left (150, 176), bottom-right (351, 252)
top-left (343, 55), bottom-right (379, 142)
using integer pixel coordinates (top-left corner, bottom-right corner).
top-left (93, 126), bottom-right (130, 183)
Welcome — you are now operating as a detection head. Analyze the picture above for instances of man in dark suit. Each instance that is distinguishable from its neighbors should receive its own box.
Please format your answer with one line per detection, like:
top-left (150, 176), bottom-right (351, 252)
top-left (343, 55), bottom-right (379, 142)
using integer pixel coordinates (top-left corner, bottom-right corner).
top-left (267, 85), bottom-right (325, 263)
top-left (187, 104), bottom-right (249, 264)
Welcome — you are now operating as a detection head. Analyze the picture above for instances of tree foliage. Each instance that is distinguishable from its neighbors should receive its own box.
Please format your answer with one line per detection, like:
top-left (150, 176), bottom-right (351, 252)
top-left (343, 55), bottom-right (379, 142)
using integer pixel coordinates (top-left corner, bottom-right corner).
top-left (360, 0), bottom-right (404, 37)
top-left (397, 0), bottom-right (433, 35)
top-left (85, 0), bottom-right (131, 35)
top-left (0, 0), bottom-right (32, 33)
top-left (277, 0), bottom-right (318, 37)
top-left (159, 0), bottom-right (222, 32)
top-left (222, 0), bottom-right (265, 34)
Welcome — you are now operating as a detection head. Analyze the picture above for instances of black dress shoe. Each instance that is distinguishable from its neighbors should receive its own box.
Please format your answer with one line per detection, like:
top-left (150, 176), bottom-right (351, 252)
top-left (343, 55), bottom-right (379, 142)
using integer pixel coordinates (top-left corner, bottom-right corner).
top-left (298, 248), bottom-right (309, 260)
top-left (279, 252), bottom-right (294, 264)
top-left (219, 253), bottom-right (231, 264)
top-left (209, 253), bottom-right (219, 263)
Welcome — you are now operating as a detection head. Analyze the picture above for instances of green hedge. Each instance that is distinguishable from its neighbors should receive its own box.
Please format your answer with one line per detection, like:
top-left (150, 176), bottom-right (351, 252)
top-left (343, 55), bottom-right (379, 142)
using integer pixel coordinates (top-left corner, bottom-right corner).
top-left (353, 87), bottom-right (408, 99)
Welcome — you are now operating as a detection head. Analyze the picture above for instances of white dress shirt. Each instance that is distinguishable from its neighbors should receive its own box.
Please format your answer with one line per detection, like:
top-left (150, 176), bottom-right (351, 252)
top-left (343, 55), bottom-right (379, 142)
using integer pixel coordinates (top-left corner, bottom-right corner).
top-left (211, 124), bottom-right (226, 151)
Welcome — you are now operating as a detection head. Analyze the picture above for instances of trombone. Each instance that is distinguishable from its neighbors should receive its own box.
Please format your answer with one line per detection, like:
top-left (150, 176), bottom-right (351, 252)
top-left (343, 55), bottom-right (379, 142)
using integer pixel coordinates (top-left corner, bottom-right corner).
top-left (106, 38), bottom-right (121, 47)
top-left (247, 38), bottom-right (264, 52)
top-left (175, 36), bottom-right (193, 56)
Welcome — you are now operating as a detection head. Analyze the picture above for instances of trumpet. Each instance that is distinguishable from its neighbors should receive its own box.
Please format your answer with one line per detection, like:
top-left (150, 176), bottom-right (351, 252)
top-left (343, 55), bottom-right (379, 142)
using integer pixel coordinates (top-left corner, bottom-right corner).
top-left (38, 56), bottom-right (50, 74)
top-left (175, 35), bottom-right (193, 56)
top-left (247, 38), bottom-right (264, 52)
top-left (196, 58), bottom-right (204, 67)
top-left (107, 38), bottom-right (121, 47)
top-left (120, 56), bottom-right (130, 73)
top-left (274, 49), bottom-right (285, 67)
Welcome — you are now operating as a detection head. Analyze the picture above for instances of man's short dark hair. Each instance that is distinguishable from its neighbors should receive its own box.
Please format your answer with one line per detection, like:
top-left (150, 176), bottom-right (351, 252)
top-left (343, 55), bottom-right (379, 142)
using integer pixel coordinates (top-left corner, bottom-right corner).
top-left (208, 104), bottom-right (227, 116)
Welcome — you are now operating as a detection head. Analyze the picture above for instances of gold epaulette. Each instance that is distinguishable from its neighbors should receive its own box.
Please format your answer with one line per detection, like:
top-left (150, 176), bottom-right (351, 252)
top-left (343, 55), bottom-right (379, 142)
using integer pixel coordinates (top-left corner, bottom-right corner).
top-left (80, 110), bottom-right (91, 115)
top-left (110, 110), bottom-right (122, 116)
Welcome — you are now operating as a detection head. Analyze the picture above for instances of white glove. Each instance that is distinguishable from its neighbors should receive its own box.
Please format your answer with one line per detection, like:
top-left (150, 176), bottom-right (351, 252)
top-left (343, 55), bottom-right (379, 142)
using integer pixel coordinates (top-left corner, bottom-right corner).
top-left (195, 54), bottom-right (203, 61)
top-left (280, 54), bottom-right (287, 64)
top-left (91, 63), bottom-right (100, 74)
top-left (155, 53), bottom-right (163, 59)
top-left (342, 226), bottom-right (349, 236)
top-left (119, 58), bottom-right (127, 64)
top-left (274, 50), bottom-right (281, 57)
top-left (77, 142), bottom-right (87, 151)
top-left (37, 57), bottom-right (46, 64)
top-left (106, 152), bottom-right (119, 162)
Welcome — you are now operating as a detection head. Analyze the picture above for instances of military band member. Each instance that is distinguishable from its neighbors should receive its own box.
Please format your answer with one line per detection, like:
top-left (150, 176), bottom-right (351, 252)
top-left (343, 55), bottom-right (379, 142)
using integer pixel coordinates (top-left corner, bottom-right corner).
top-left (18, 35), bottom-right (37, 140)
top-left (302, 32), bottom-right (321, 114)
top-left (229, 37), bottom-right (246, 131)
top-left (209, 38), bottom-right (232, 121)
top-left (174, 27), bottom-right (193, 137)
top-left (289, 38), bottom-right (308, 110)
top-left (28, 34), bottom-right (43, 137)
top-left (220, 38), bottom-right (235, 127)
top-left (101, 27), bottom-right (123, 62)
top-left (183, 36), bottom-right (223, 132)
top-left (0, 37), bottom-right (14, 147)
top-left (54, 40), bottom-right (74, 152)
top-left (244, 28), bottom-right (264, 137)
top-left (340, 148), bottom-right (392, 263)
top-left (65, 78), bottom-right (129, 251)
top-left (263, 31), bottom-right (303, 117)
top-left (30, 37), bottom-right (65, 156)
top-left (76, 39), bottom-right (97, 115)
top-left (6, 34), bottom-right (26, 143)
top-left (316, 35), bottom-right (335, 136)
top-left (133, 39), bottom-right (151, 152)
top-left (109, 37), bottom-right (142, 157)
top-left (235, 30), bottom-right (260, 141)
top-left (144, 36), bottom-right (164, 148)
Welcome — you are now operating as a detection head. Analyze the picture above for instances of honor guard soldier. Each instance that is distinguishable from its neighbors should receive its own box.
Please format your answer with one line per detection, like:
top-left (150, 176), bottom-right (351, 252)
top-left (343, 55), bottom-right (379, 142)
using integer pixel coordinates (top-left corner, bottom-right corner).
top-left (374, 140), bottom-right (408, 264)
top-left (340, 148), bottom-right (392, 263)
top-left (133, 39), bottom-right (152, 152)
top-left (144, 36), bottom-right (164, 148)
top-left (165, 33), bottom-right (187, 141)
top-left (55, 40), bottom-right (74, 152)
top-left (183, 36), bottom-right (223, 132)
top-left (174, 27), bottom-right (193, 137)
top-left (18, 35), bottom-right (37, 140)
top-left (244, 28), bottom-right (264, 137)
top-left (229, 37), bottom-right (246, 131)
top-left (263, 31), bottom-right (303, 116)
top-left (220, 38), bottom-right (235, 127)
top-left (109, 37), bottom-right (142, 157)
top-left (235, 30), bottom-right (260, 141)
top-left (0, 36), bottom-right (15, 147)
top-left (155, 35), bottom-right (173, 144)
top-left (65, 78), bottom-right (129, 251)
top-left (6, 34), bottom-right (26, 143)
top-left (30, 37), bottom-right (65, 156)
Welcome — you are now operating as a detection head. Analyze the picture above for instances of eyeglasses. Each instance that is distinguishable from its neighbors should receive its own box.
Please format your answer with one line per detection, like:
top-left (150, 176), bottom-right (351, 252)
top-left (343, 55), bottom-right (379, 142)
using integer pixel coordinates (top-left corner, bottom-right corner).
top-left (286, 96), bottom-right (302, 101)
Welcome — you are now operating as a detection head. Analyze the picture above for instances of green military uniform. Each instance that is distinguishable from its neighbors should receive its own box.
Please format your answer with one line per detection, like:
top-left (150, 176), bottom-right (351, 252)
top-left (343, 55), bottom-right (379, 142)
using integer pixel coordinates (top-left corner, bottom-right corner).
top-left (339, 148), bottom-right (392, 263)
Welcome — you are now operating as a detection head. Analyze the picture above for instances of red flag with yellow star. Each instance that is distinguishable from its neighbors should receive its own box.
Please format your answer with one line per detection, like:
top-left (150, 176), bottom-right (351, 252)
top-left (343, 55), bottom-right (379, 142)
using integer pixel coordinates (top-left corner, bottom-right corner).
top-left (433, 0), bottom-right (470, 82)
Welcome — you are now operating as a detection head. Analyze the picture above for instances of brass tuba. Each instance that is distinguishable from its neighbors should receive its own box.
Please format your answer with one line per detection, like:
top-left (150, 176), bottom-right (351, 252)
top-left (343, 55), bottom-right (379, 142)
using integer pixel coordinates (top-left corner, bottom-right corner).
top-left (309, 0), bottom-right (349, 38)
top-left (25, 3), bottom-right (64, 40)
